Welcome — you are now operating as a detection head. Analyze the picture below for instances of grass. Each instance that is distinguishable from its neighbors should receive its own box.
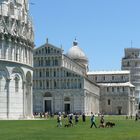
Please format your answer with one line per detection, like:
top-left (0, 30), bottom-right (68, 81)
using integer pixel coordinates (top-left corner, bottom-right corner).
top-left (0, 116), bottom-right (140, 140)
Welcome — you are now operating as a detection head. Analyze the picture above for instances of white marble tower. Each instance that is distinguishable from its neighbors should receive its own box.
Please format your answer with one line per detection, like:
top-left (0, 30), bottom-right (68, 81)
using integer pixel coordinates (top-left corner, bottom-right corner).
top-left (122, 48), bottom-right (140, 112)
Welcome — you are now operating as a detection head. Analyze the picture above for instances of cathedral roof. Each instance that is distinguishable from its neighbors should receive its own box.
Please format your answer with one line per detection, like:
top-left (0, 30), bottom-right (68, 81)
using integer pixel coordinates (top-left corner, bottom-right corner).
top-left (98, 82), bottom-right (135, 87)
top-left (87, 70), bottom-right (130, 75)
top-left (66, 40), bottom-right (88, 62)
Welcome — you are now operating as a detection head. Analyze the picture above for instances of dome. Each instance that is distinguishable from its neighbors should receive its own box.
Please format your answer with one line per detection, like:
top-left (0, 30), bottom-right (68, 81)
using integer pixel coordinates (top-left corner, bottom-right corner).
top-left (67, 40), bottom-right (88, 63)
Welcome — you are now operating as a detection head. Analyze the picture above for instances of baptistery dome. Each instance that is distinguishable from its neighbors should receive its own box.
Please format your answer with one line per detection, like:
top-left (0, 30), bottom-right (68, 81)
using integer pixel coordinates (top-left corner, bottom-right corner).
top-left (67, 40), bottom-right (88, 68)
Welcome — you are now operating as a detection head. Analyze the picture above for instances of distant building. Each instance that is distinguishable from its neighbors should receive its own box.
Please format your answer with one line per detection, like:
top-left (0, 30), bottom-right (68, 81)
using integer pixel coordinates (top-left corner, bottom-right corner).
top-left (87, 71), bottom-right (135, 115)
top-left (33, 40), bottom-right (136, 116)
top-left (33, 40), bottom-right (100, 115)
top-left (0, 0), bottom-right (34, 119)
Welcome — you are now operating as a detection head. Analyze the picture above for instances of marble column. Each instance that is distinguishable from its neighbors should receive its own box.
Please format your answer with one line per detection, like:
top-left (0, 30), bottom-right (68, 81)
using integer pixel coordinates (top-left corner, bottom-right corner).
top-left (6, 78), bottom-right (11, 118)
top-left (22, 80), bottom-right (26, 118)
top-left (1, 35), bottom-right (4, 59)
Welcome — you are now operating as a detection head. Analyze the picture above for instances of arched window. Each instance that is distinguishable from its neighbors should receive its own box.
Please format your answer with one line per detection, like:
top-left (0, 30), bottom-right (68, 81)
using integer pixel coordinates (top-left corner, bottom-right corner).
top-left (54, 70), bottom-right (56, 77)
top-left (55, 59), bottom-right (58, 66)
top-left (41, 59), bottom-right (43, 66)
top-left (127, 62), bottom-right (130, 67)
top-left (67, 80), bottom-right (70, 88)
top-left (10, 2), bottom-right (14, 15)
top-left (40, 71), bottom-right (42, 77)
top-left (48, 47), bottom-right (50, 53)
top-left (54, 80), bottom-right (57, 88)
top-left (40, 81), bottom-right (42, 88)
top-left (117, 87), bottom-right (119, 92)
top-left (112, 76), bottom-right (114, 80)
top-left (46, 59), bottom-right (50, 66)
top-left (46, 80), bottom-right (49, 88)
top-left (107, 87), bottom-right (109, 92)
top-left (46, 70), bottom-right (49, 77)
top-left (39, 50), bottom-right (41, 54)
top-left (42, 48), bottom-right (44, 54)
top-left (79, 83), bottom-right (82, 88)
top-left (112, 87), bottom-right (114, 92)
top-left (122, 87), bottom-right (125, 92)
top-left (15, 76), bottom-right (20, 92)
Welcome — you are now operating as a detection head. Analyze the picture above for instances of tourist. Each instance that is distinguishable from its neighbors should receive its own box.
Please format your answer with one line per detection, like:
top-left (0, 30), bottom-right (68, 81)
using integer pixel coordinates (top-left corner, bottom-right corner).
top-left (57, 114), bottom-right (62, 127)
top-left (135, 113), bottom-right (139, 121)
top-left (40, 112), bottom-right (42, 118)
top-left (68, 114), bottom-right (73, 126)
top-left (82, 113), bottom-right (86, 122)
top-left (90, 112), bottom-right (97, 128)
top-left (75, 113), bottom-right (79, 125)
top-left (99, 115), bottom-right (105, 128)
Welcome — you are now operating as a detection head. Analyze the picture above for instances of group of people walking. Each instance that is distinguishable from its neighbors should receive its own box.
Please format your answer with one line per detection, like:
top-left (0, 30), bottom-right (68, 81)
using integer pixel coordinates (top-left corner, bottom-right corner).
top-left (56, 112), bottom-right (105, 128)
top-left (57, 112), bottom-right (86, 127)
top-left (90, 112), bottom-right (105, 128)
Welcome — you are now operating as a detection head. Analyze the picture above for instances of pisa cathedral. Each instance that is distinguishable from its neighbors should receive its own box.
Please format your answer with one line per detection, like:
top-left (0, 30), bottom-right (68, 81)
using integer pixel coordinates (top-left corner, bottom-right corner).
top-left (33, 40), bottom-right (137, 116)
top-left (0, 0), bottom-right (34, 119)
top-left (33, 41), bottom-right (100, 115)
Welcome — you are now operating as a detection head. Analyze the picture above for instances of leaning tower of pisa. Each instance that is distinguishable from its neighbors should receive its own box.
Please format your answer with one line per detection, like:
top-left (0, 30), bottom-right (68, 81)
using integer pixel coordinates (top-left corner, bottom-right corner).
top-left (122, 48), bottom-right (140, 113)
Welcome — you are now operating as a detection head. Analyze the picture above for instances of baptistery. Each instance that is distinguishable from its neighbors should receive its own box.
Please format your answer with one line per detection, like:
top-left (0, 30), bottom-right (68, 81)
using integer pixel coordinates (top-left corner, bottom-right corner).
top-left (0, 0), bottom-right (34, 119)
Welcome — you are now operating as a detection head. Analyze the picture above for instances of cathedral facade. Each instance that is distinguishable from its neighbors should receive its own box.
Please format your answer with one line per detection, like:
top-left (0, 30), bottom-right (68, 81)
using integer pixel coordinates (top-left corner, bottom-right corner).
top-left (0, 0), bottom-right (34, 119)
top-left (33, 40), bottom-right (100, 115)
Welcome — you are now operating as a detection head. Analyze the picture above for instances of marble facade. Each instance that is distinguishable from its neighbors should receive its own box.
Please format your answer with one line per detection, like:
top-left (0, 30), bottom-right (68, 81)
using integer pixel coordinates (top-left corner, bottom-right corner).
top-left (33, 41), bottom-right (100, 115)
top-left (0, 0), bottom-right (34, 119)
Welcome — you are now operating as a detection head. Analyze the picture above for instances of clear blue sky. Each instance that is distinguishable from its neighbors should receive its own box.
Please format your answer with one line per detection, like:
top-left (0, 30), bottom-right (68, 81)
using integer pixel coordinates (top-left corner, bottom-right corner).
top-left (30, 0), bottom-right (140, 71)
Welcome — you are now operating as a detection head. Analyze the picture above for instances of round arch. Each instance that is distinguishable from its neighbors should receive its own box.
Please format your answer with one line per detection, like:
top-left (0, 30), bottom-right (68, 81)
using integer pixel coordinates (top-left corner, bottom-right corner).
top-left (12, 67), bottom-right (25, 81)
top-left (0, 66), bottom-right (10, 79)
top-left (64, 97), bottom-right (70, 101)
top-left (44, 92), bottom-right (52, 97)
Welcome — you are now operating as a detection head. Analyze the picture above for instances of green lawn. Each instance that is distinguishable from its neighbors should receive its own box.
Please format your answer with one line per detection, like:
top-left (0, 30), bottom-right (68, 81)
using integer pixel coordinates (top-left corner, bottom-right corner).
top-left (0, 116), bottom-right (140, 140)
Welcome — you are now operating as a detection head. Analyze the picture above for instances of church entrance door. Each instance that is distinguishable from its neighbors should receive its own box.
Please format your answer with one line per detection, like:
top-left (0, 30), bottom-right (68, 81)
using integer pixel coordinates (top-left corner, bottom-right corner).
top-left (117, 106), bottom-right (122, 115)
top-left (44, 100), bottom-right (52, 113)
top-left (64, 103), bottom-right (70, 114)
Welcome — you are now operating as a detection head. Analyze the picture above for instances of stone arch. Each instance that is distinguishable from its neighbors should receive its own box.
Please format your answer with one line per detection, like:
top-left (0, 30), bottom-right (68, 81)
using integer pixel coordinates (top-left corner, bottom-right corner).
top-left (0, 66), bottom-right (9, 79)
top-left (44, 92), bottom-right (52, 97)
top-left (12, 67), bottom-right (25, 81)
top-left (0, 67), bottom-right (9, 92)
top-left (10, 73), bottom-right (22, 94)
top-left (0, 67), bottom-right (9, 118)
top-left (64, 97), bottom-right (70, 101)
top-left (10, 73), bottom-right (21, 79)
top-left (3, 67), bottom-right (25, 119)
